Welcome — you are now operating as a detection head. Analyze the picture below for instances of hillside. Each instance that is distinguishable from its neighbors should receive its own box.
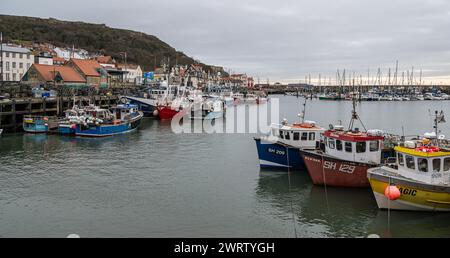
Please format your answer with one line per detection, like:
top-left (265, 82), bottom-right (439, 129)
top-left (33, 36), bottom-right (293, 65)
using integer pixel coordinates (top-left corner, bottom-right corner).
top-left (0, 14), bottom-right (223, 73)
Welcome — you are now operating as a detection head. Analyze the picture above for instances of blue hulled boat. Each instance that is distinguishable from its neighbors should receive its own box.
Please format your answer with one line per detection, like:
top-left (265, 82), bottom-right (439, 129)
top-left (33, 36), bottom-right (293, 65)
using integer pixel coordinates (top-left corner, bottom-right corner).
top-left (74, 104), bottom-right (143, 137)
top-left (254, 120), bottom-right (325, 171)
top-left (23, 115), bottom-right (58, 133)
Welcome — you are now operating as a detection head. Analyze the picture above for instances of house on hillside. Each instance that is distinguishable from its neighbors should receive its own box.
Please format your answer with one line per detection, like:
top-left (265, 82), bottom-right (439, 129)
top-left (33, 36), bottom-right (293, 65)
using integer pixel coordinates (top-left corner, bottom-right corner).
top-left (67, 59), bottom-right (108, 87)
top-left (22, 64), bottom-right (87, 87)
top-left (95, 55), bottom-right (116, 69)
top-left (1, 44), bottom-right (34, 82)
top-left (116, 63), bottom-right (143, 84)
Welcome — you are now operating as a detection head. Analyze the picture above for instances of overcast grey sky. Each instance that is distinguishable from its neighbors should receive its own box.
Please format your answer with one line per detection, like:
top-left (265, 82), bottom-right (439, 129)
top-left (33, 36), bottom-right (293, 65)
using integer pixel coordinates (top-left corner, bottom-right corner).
top-left (2, 0), bottom-right (450, 84)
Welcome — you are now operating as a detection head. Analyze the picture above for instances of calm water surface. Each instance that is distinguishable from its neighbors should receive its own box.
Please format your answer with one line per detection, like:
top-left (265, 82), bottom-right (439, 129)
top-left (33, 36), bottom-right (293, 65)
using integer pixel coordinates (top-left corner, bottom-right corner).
top-left (0, 95), bottom-right (449, 237)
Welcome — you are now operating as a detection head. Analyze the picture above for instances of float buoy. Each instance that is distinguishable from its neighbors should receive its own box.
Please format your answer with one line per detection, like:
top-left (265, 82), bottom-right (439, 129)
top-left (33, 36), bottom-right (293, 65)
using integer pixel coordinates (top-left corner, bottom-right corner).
top-left (384, 185), bottom-right (401, 200)
top-left (153, 109), bottom-right (159, 116)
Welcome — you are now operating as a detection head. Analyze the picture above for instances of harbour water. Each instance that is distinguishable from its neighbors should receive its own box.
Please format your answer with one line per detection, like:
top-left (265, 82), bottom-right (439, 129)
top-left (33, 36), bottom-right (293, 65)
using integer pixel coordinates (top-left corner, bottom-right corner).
top-left (0, 95), bottom-right (450, 237)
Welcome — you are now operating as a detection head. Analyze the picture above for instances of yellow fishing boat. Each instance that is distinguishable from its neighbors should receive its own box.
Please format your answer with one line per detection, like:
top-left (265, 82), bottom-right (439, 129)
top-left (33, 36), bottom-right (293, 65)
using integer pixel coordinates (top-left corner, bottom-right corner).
top-left (368, 111), bottom-right (450, 211)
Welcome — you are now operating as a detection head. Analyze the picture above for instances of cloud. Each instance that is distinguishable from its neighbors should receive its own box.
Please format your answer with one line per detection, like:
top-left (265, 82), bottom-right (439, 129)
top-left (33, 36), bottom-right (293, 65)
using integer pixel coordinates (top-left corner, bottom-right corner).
top-left (2, 0), bottom-right (450, 83)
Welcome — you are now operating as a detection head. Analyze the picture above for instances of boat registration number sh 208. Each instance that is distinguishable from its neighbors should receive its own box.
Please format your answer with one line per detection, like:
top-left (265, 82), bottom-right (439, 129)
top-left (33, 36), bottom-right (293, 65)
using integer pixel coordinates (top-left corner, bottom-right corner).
top-left (267, 148), bottom-right (285, 156)
top-left (323, 161), bottom-right (356, 174)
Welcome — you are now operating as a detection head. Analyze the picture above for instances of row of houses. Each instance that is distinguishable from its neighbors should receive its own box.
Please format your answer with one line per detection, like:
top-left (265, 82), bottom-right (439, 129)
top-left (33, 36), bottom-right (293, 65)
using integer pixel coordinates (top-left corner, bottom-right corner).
top-left (0, 43), bottom-right (254, 89)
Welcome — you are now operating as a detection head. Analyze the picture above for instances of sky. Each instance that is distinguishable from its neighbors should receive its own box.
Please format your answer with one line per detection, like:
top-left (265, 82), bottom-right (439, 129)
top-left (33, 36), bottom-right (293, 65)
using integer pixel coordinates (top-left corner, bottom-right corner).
top-left (2, 0), bottom-right (450, 84)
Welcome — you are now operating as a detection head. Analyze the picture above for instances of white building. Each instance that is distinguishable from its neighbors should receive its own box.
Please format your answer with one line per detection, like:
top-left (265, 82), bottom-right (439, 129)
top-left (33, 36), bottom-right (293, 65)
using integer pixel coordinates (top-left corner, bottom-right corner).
top-left (1, 44), bottom-right (34, 82)
top-left (54, 47), bottom-right (88, 60)
top-left (117, 64), bottom-right (143, 84)
top-left (35, 52), bottom-right (54, 66)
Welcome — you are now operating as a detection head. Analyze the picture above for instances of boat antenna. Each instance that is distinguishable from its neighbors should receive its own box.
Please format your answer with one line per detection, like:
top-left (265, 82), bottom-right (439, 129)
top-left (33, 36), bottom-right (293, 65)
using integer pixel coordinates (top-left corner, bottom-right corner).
top-left (434, 110), bottom-right (446, 146)
top-left (299, 97), bottom-right (307, 123)
top-left (348, 78), bottom-right (367, 132)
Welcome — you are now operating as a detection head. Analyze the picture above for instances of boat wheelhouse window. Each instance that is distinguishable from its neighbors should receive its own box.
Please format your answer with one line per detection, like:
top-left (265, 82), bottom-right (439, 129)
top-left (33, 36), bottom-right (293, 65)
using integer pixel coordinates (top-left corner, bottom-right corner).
top-left (405, 155), bottom-right (415, 170)
top-left (444, 158), bottom-right (450, 172)
top-left (433, 158), bottom-right (441, 172)
top-left (356, 142), bottom-right (366, 153)
top-left (345, 142), bottom-right (352, 152)
top-left (285, 132), bottom-right (290, 140)
top-left (418, 158), bottom-right (428, 172)
top-left (328, 138), bottom-right (335, 149)
top-left (309, 132), bottom-right (315, 141)
top-left (398, 153), bottom-right (404, 166)
top-left (336, 140), bottom-right (343, 151)
top-left (370, 141), bottom-right (379, 152)
top-left (301, 132), bottom-right (308, 141)
top-left (279, 131), bottom-right (284, 139)
top-left (272, 129), bottom-right (279, 137)
top-left (293, 132), bottom-right (300, 141)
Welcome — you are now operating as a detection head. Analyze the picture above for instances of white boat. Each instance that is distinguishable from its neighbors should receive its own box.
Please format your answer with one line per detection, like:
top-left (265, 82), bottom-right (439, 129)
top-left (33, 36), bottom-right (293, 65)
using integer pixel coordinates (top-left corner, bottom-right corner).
top-left (0, 128), bottom-right (3, 136)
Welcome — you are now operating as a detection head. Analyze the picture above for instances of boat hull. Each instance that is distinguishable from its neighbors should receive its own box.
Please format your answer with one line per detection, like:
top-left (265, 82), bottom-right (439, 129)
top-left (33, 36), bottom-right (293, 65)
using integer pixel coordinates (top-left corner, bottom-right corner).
top-left (123, 96), bottom-right (157, 117)
top-left (75, 114), bottom-right (143, 137)
top-left (23, 118), bottom-right (49, 133)
top-left (301, 150), bottom-right (373, 187)
top-left (368, 168), bottom-right (450, 211)
top-left (157, 106), bottom-right (179, 120)
top-left (254, 137), bottom-right (305, 171)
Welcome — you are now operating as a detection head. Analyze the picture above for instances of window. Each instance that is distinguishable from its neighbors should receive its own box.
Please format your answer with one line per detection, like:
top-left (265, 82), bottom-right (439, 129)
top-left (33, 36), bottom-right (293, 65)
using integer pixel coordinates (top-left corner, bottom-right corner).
top-left (418, 158), bottom-right (428, 172)
top-left (279, 131), bottom-right (284, 139)
top-left (444, 158), bottom-right (450, 172)
top-left (406, 155), bottom-right (415, 170)
top-left (12, 62), bottom-right (16, 69)
top-left (328, 138), bottom-right (335, 149)
top-left (12, 53), bottom-right (16, 58)
top-left (285, 132), bottom-right (290, 140)
top-left (301, 132), bottom-right (308, 141)
top-left (356, 142), bottom-right (366, 153)
top-left (370, 141), bottom-right (379, 152)
top-left (19, 63), bottom-right (23, 69)
top-left (398, 153), bottom-right (404, 166)
top-left (293, 132), bottom-right (299, 141)
top-left (27, 54), bottom-right (30, 59)
top-left (5, 52), bottom-right (9, 57)
top-left (345, 142), bottom-right (352, 152)
top-left (309, 132), bottom-right (315, 141)
top-left (19, 53), bottom-right (23, 59)
top-left (6, 73), bottom-right (10, 81)
top-left (336, 140), bottom-right (343, 151)
top-left (5, 62), bottom-right (9, 71)
top-left (12, 73), bottom-right (16, 81)
top-left (433, 159), bottom-right (441, 172)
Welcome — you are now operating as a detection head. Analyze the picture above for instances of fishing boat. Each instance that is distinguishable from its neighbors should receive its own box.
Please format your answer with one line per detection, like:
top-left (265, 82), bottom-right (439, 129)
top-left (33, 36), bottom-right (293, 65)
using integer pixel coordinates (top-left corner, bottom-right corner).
top-left (189, 97), bottom-right (224, 120)
top-left (57, 106), bottom-right (88, 135)
top-left (367, 111), bottom-right (450, 211)
top-left (254, 99), bottom-right (325, 170)
top-left (301, 90), bottom-right (395, 187)
top-left (73, 104), bottom-right (143, 137)
top-left (156, 97), bottom-right (191, 120)
top-left (23, 115), bottom-right (58, 133)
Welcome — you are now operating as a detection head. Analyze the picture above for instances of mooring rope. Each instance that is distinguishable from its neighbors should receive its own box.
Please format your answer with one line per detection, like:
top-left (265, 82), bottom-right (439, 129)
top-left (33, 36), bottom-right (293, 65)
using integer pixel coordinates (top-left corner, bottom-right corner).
top-left (286, 146), bottom-right (298, 238)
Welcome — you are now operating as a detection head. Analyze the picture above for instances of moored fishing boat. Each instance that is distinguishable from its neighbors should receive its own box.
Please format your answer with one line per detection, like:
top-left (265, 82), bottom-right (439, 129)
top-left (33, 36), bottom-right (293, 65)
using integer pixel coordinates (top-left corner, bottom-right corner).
top-left (255, 120), bottom-right (325, 170)
top-left (74, 104), bottom-right (143, 137)
top-left (156, 97), bottom-right (191, 120)
top-left (23, 115), bottom-right (58, 133)
top-left (254, 98), bottom-right (325, 170)
top-left (300, 92), bottom-right (396, 187)
top-left (367, 111), bottom-right (450, 211)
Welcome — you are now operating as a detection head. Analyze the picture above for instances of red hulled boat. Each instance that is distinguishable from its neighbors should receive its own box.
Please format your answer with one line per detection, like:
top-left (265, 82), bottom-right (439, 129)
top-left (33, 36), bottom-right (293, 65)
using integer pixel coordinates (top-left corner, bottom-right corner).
top-left (301, 128), bottom-right (385, 188)
top-left (157, 105), bottom-right (179, 120)
top-left (300, 93), bottom-right (392, 188)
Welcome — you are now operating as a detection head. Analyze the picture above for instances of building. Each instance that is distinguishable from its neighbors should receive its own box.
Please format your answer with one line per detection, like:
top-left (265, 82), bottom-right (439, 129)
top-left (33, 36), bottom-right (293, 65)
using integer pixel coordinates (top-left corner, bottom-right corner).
top-left (68, 59), bottom-right (108, 88)
top-left (52, 57), bottom-right (66, 66)
top-left (34, 52), bottom-right (54, 66)
top-left (22, 64), bottom-right (86, 87)
top-left (54, 47), bottom-right (88, 60)
top-left (95, 55), bottom-right (116, 69)
top-left (1, 44), bottom-right (34, 82)
top-left (116, 63), bottom-right (143, 84)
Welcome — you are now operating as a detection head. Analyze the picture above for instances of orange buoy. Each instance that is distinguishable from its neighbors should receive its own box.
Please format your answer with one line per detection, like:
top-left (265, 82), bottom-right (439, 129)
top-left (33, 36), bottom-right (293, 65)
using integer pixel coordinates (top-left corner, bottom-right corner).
top-left (384, 185), bottom-right (401, 200)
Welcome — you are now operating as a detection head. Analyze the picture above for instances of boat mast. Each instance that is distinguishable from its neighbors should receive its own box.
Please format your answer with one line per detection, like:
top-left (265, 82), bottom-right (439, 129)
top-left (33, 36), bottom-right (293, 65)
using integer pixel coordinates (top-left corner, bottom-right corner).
top-left (348, 78), bottom-right (367, 132)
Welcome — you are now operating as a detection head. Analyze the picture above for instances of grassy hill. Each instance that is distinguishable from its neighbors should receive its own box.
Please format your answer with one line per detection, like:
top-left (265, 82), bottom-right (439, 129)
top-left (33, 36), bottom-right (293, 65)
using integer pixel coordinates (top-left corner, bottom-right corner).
top-left (0, 14), bottom-right (223, 73)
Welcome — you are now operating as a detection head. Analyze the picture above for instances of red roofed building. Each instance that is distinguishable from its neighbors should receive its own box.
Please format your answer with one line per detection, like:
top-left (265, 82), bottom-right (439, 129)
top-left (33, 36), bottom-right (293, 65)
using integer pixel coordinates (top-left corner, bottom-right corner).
top-left (22, 64), bottom-right (87, 87)
top-left (68, 59), bottom-right (108, 87)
